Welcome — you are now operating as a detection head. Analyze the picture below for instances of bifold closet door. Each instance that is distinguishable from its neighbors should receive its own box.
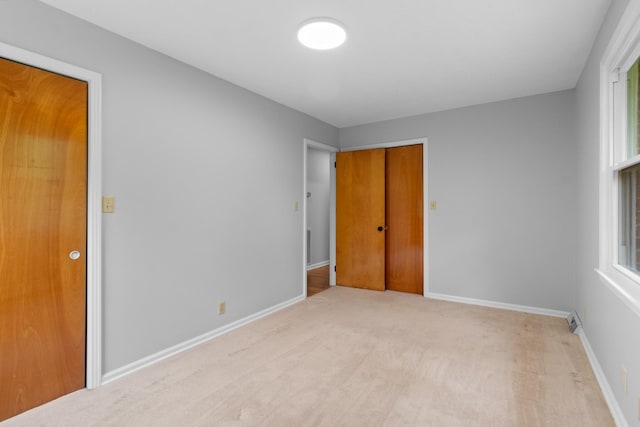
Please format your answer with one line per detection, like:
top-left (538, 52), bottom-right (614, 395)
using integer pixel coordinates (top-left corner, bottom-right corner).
top-left (336, 149), bottom-right (386, 291)
top-left (385, 144), bottom-right (423, 294)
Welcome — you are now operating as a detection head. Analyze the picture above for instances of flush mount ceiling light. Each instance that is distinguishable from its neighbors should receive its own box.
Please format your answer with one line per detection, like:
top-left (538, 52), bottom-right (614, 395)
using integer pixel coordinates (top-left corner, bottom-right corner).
top-left (297, 18), bottom-right (347, 50)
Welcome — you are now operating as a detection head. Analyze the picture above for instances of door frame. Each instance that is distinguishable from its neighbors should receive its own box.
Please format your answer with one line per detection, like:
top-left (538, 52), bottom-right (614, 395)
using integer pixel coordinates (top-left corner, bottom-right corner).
top-left (0, 42), bottom-right (103, 388)
top-left (302, 137), bottom-right (429, 297)
top-left (303, 139), bottom-right (338, 297)
top-left (332, 138), bottom-right (429, 296)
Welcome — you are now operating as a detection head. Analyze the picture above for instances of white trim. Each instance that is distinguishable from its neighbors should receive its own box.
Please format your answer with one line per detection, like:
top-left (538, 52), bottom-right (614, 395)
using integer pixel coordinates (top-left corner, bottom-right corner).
top-left (577, 329), bottom-right (629, 427)
top-left (307, 139), bottom-right (339, 152)
top-left (601, 1), bottom-right (640, 70)
top-left (329, 151), bottom-right (337, 287)
top-left (340, 138), bottom-right (425, 152)
top-left (0, 42), bottom-right (103, 389)
top-left (426, 292), bottom-right (570, 318)
top-left (599, 60), bottom-right (614, 270)
top-left (102, 294), bottom-right (305, 385)
top-left (337, 138), bottom-right (430, 296)
top-left (306, 260), bottom-right (330, 271)
top-left (423, 141), bottom-right (429, 296)
top-left (303, 139), bottom-right (340, 297)
top-left (612, 152), bottom-right (640, 171)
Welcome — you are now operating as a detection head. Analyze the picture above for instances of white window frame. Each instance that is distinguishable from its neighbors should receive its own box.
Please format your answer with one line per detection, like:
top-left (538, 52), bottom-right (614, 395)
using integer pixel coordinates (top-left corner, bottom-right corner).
top-left (598, 0), bottom-right (640, 318)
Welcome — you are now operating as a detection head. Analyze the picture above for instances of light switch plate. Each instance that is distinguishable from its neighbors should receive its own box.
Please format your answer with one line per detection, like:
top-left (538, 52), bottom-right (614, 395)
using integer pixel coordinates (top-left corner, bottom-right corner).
top-left (102, 196), bottom-right (115, 213)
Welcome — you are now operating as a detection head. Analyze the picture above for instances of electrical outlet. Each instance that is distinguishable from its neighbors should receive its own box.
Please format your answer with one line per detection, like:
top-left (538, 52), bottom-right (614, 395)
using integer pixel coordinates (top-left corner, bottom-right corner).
top-left (218, 301), bottom-right (225, 315)
top-left (621, 366), bottom-right (628, 396)
top-left (583, 307), bottom-right (587, 322)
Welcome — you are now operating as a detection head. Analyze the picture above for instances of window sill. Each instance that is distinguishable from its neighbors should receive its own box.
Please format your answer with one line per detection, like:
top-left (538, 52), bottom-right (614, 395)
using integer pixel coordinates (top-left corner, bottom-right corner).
top-left (595, 268), bottom-right (640, 319)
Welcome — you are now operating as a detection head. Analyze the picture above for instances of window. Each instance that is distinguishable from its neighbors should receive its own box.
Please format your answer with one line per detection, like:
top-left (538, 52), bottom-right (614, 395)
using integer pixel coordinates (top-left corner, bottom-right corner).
top-left (605, 54), bottom-right (640, 281)
top-left (619, 162), bottom-right (640, 272)
top-left (598, 1), bottom-right (640, 315)
top-left (617, 58), bottom-right (640, 275)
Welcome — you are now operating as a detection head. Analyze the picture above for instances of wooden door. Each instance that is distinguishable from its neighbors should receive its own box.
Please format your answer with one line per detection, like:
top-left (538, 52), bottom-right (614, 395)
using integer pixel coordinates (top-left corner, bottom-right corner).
top-left (0, 58), bottom-right (87, 421)
top-left (336, 149), bottom-right (386, 291)
top-left (385, 145), bottom-right (424, 294)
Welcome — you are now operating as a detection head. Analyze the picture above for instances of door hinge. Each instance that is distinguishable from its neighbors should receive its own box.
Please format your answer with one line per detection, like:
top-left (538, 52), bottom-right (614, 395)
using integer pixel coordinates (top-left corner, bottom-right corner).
top-left (334, 265), bottom-right (336, 272)
top-left (334, 161), bottom-right (336, 168)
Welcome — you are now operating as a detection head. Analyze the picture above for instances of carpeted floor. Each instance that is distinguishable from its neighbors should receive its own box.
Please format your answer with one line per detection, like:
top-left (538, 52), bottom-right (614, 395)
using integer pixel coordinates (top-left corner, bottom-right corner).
top-left (2, 287), bottom-right (613, 426)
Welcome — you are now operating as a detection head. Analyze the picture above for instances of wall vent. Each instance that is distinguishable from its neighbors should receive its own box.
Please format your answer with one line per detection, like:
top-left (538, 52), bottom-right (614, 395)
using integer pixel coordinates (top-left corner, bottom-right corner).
top-left (567, 311), bottom-right (583, 334)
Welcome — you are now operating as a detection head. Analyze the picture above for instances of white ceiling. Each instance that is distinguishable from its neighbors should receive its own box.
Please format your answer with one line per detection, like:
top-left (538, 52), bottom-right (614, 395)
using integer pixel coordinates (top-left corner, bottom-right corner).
top-left (40, 0), bottom-right (611, 128)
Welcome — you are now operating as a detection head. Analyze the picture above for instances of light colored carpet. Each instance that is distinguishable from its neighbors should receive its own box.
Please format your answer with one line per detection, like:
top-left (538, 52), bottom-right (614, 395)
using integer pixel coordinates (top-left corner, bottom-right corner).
top-left (2, 287), bottom-right (613, 426)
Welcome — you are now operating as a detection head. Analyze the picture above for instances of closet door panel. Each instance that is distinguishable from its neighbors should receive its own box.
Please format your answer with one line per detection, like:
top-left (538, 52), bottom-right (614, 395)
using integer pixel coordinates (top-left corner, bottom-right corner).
top-left (336, 149), bottom-right (386, 291)
top-left (385, 144), bottom-right (423, 294)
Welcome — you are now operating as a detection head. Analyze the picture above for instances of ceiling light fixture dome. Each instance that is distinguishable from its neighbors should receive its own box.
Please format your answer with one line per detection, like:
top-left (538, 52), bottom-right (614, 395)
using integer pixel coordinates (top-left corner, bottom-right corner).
top-left (297, 18), bottom-right (347, 50)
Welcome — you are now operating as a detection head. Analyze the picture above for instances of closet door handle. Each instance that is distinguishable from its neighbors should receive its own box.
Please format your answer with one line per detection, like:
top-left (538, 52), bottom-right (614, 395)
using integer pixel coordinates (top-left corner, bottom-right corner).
top-left (377, 226), bottom-right (386, 232)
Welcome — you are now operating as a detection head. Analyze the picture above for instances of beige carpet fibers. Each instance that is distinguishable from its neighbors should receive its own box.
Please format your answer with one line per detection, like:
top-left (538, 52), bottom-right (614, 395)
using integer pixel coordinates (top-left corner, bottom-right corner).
top-left (3, 287), bottom-right (613, 426)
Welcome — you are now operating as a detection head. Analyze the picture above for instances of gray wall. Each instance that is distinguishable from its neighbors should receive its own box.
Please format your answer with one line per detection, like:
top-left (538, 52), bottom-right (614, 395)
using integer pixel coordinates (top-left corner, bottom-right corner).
top-left (0, 0), bottom-right (338, 373)
top-left (340, 90), bottom-right (578, 311)
top-left (576, 0), bottom-right (640, 424)
top-left (306, 148), bottom-right (330, 266)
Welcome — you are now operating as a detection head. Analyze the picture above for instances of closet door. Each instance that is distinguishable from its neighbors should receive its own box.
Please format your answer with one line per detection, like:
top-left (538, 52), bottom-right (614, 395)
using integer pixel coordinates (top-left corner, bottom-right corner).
top-left (385, 145), bottom-right (424, 294)
top-left (336, 149), bottom-right (386, 291)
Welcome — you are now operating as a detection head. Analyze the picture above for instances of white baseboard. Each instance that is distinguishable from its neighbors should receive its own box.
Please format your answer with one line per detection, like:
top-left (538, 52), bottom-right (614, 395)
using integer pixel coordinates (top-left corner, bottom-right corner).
top-left (102, 294), bottom-right (305, 385)
top-left (577, 329), bottom-right (629, 427)
top-left (306, 260), bottom-right (330, 271)
top-left (426, 292), bottom-right (570, 318)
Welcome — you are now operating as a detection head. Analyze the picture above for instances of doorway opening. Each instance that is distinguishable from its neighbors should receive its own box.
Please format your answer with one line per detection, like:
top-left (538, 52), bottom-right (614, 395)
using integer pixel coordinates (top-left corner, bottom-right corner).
top-left (303, 139), bottom-right (338, 297)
